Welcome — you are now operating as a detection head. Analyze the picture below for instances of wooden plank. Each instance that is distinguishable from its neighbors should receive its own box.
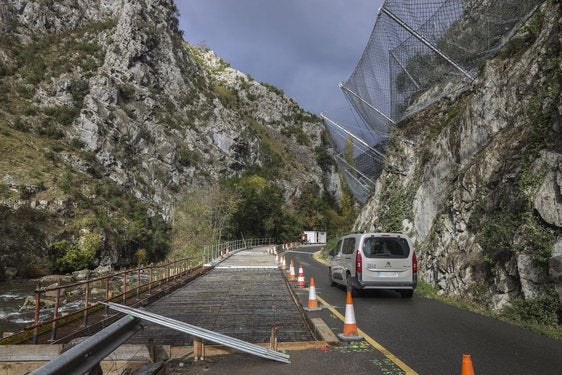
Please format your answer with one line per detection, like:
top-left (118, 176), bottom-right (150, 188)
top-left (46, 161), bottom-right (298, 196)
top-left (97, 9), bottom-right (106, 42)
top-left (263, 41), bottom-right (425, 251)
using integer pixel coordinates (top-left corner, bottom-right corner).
top-left (0, 361), bottom-right (46, 375)
top-left (104, 344), bottom-right (152, 361)
top-left (0, 345), bottom-right (62, 361)
top-left (310, 318), bottom-right (340, 345)
top-left (169, 341), bottom-right (329, 359)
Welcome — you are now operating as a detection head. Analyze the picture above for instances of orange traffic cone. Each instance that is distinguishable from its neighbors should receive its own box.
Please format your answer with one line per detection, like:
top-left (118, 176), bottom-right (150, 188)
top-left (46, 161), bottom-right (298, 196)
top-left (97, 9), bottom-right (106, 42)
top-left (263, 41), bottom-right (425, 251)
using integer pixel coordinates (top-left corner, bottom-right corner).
top-left (280, 255), bottom-right (286, 270)
top-left (274, 254), bottom-right (279, 265)
top-left (288, 260), bottom-right (296, 281)
top-left (303, 277), bottom-right (322, 311)
top-left (461, 354), bottom-right (475, 375)
top-left (337, 290), bottom-right (363, 342)
top-left (297, 265), bottom-right (306, 287)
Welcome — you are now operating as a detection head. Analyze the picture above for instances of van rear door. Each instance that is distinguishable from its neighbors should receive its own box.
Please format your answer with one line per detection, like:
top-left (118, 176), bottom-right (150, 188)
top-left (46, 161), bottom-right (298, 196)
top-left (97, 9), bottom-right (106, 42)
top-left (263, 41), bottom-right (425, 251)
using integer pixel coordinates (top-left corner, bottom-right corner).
top-left (361, 236), bottom-right (412, 284)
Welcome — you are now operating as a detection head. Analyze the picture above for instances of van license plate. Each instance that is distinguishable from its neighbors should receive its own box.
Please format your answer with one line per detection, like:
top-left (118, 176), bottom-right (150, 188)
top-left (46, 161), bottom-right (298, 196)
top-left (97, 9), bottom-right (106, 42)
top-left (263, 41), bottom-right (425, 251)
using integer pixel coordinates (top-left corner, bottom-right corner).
top-left (376, 272), bottom-right (398, 277)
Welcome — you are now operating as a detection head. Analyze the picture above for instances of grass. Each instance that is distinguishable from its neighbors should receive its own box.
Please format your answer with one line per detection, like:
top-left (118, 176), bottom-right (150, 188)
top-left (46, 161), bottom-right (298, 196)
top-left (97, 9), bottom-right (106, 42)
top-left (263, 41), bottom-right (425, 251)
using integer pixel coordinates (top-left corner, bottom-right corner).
top-left (415, 280), bottom-right (562, 341)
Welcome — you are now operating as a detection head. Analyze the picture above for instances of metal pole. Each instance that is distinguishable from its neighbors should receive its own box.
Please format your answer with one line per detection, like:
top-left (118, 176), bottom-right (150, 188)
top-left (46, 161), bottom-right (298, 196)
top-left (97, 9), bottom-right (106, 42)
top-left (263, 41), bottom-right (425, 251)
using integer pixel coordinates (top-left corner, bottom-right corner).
top-left (136, 269), bottom-right (140, 301)
top-left (122, 271), bottom-right (127, 304)
top-left (339, 83), bottom-right (397, 125)
top-left (32, 285), bottom-right (41, 344)
top-left (389, 50), bottom-right (421, 89)
top-left (83, 277), bottom-right (90, 327)
top-left (321, 112), bottom-right (386, 160)
top-left (334, 154), bottom-right (376, 187)
top-left (148, 264), bottom-right (153, 295)
top-left (104, 276), bottom-right (110, 317)
top-left (50, 277), bottom-right (61, 342)
top-left (380, 6), bottom-right (474, 81)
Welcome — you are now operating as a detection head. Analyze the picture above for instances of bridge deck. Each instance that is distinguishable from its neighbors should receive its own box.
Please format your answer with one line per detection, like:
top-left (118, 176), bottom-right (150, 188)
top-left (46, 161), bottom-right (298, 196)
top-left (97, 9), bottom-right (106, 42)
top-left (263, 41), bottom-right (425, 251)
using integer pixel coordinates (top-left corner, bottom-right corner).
top-left (126, 248), bottom-right (314, 345)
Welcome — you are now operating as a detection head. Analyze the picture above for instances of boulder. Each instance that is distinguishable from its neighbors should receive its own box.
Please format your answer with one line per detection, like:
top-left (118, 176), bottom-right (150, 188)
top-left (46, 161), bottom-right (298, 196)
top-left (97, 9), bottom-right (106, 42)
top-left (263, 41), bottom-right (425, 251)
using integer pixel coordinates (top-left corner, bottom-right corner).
top-left (39, 275), bottom-right (75, 284)
top-left (44, 282), bottom-right (66, 298)
top-left (72, 269), bottom-right (91, 281)
top-left (533, 152), bottom-right (562, 227)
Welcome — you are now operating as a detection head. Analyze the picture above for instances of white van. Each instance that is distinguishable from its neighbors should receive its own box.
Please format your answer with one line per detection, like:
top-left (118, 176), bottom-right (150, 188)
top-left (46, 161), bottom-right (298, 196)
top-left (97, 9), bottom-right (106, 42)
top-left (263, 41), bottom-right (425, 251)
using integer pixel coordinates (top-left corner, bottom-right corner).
top-left (328, 232), bottom-right (417, 298)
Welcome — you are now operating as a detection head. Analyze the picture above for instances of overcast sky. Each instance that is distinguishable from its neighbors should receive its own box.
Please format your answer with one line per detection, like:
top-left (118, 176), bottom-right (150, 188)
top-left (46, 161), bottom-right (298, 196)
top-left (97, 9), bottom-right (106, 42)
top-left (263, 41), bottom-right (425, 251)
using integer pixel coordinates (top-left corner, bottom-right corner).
top-left (176, 0), bottom-right (384, 125)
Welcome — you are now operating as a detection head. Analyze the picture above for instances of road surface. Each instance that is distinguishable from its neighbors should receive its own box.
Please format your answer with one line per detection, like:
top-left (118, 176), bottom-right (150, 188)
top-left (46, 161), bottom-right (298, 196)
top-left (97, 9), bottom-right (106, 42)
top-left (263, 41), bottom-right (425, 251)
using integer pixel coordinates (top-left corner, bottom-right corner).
top-left (285, 245), bottom-right (562, 375)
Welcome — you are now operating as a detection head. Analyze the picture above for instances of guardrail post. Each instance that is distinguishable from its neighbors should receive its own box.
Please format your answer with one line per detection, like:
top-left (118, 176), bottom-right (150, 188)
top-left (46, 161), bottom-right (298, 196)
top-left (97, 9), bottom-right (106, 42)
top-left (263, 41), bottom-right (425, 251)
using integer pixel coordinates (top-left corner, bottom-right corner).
top-left (104, 275), bottom-right (110, 316)
top-left (50, 276), bottom-right (62, 342)
top-left (166, 260), bottom-right (171, 288)
top-left (136, 268), bottom-right (141, 301)
top-left (149, 263), bottom-right (153, 295)
top-left (83, 276), bottom-right (90, 327)
top-left (32, 284), bottom-right (41, 344)
top-left (122, 271), bottom-right (127, 305)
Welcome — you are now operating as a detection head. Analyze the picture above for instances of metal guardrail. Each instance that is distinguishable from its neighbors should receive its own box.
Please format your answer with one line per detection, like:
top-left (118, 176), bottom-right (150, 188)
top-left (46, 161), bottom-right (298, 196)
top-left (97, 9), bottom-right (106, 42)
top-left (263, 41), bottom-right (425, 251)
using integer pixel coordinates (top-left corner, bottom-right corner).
top-left (28, 315), bottom-right (143, 375)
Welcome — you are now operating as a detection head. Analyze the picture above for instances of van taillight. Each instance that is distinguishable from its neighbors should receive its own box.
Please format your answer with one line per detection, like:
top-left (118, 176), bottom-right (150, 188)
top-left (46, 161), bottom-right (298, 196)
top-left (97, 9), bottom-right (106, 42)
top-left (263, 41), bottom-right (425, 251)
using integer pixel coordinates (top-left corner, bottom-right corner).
top-left (356, 251), bottom-right (362, 273)
top-left (412, 252), bottom-right (418, 273)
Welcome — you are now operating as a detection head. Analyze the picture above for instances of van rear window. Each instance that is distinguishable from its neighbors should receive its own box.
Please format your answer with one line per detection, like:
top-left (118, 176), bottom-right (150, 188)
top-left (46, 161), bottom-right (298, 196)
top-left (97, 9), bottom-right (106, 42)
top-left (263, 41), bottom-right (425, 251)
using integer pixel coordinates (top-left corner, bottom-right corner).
top-left (362, 237), bottom-right (410, 258)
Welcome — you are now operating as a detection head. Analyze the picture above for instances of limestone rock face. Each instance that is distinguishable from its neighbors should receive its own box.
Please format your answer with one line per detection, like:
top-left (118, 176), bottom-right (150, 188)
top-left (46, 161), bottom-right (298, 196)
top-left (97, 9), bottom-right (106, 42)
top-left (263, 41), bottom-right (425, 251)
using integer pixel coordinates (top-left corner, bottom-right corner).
top-left (355, 1), bottom-right (562, 311)
top-left (0, 0), bottom-right (341, 275)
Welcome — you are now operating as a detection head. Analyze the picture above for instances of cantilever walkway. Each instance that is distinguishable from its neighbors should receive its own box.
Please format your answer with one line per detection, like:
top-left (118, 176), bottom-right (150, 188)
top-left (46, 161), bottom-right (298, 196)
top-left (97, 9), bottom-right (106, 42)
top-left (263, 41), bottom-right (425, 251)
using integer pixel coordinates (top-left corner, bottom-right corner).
top-left (127, 247), bottom-right (313, 345)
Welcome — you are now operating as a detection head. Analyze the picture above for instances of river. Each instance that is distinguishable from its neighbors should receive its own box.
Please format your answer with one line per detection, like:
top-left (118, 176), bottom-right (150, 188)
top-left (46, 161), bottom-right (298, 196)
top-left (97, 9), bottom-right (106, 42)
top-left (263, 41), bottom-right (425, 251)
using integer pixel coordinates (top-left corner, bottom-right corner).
top-left (0, 280), bottom-right (40, 335)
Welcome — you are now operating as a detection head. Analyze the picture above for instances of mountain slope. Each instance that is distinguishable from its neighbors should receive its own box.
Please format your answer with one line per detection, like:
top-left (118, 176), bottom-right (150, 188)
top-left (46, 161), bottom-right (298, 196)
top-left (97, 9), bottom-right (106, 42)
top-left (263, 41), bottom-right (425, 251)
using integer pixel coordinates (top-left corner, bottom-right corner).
top-left (0, 0), bottom-right (341, 278)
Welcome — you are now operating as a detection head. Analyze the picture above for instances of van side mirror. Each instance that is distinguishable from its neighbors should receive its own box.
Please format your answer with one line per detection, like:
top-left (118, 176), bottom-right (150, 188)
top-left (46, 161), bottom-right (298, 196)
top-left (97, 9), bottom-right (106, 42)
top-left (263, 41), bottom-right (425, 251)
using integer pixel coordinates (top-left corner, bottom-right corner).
top-left (329, 248), bottom-right (337, 256)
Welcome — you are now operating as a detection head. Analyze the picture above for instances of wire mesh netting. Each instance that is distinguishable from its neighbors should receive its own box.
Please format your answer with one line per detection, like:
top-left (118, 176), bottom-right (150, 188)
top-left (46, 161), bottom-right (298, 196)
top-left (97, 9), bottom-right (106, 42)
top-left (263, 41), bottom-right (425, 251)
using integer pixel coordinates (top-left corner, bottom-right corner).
top-left (323, 0), bottom-right (545, 203)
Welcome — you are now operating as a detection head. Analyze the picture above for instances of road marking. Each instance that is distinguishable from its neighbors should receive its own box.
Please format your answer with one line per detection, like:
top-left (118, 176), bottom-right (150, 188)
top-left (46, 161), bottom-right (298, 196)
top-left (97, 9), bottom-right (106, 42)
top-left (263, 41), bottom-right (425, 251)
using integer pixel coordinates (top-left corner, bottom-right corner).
top-left (316, 294), bottom-right (418, 375)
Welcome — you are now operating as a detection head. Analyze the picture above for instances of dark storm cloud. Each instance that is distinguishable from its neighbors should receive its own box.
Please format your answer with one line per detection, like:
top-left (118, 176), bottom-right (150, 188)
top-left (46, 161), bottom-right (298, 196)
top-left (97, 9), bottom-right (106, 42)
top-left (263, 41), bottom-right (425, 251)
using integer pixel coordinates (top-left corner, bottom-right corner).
top-left (176, 0), bottom-right (384, 122)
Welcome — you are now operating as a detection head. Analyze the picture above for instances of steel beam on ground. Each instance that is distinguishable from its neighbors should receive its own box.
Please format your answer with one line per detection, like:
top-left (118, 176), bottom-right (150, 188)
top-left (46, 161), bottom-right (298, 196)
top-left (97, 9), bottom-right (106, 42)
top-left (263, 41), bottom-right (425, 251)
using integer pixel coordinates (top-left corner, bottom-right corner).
top-left (104, 302), bottom-right (291, 364)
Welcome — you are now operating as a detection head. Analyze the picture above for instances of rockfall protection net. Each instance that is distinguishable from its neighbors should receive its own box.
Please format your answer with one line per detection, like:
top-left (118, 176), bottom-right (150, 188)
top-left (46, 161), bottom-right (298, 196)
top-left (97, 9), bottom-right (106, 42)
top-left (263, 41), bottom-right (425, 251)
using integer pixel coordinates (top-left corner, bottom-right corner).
top-left (324, 0), bottom-right (545, 203)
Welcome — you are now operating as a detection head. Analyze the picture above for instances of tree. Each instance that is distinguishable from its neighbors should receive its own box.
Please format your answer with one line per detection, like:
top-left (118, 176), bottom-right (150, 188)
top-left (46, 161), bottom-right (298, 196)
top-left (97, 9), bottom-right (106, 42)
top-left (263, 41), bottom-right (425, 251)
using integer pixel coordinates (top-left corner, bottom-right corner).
top-left (171, 185), bottom-right (237, 260)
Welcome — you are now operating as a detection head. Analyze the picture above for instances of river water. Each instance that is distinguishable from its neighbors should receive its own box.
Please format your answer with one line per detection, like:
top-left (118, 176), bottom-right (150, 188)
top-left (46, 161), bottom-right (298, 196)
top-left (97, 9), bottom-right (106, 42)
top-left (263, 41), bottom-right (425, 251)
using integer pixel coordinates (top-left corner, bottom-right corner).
top-left (0, 280), bottom-right (40, 335)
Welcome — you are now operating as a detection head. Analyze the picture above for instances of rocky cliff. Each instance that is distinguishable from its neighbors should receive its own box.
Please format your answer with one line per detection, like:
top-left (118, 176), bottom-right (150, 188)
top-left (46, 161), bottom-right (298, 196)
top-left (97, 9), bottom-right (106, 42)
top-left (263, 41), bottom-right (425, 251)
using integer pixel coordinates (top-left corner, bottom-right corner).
top-left (355, 1), bottom-right (561, 320)
top-left (0, 0), bottom-right (340, 278)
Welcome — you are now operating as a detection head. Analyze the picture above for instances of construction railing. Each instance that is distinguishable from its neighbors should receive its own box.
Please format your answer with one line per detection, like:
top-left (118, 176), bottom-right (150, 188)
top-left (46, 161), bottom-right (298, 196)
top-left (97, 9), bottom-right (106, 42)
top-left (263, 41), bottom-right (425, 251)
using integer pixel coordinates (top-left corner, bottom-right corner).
top-left (1, 238), bottom-right (276, 345)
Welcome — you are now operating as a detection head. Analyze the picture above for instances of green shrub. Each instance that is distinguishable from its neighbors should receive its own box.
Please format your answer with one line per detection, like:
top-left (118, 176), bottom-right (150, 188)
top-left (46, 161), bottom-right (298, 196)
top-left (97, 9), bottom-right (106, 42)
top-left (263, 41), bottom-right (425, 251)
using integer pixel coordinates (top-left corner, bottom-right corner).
top-left (501, 292), bottom-right (560, 327)
top-left (176, 146), bottom-right (202, 167)
top-left (118, 83), bottom-right (136, 102)
top-left (51, 232), bottom-right (101, 273)
top-left (44, 105), bottom-right (80, 126)
top-left (514, 212), bottom-right (557, 265)
top-left (476, 210), bottom-right (520, 264)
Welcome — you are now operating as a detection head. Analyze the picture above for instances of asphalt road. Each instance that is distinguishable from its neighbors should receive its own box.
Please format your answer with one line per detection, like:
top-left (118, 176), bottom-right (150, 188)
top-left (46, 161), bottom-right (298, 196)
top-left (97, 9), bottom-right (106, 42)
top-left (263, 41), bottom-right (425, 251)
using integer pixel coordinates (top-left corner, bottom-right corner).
top-left (285, 245), bottom-right (562, 375)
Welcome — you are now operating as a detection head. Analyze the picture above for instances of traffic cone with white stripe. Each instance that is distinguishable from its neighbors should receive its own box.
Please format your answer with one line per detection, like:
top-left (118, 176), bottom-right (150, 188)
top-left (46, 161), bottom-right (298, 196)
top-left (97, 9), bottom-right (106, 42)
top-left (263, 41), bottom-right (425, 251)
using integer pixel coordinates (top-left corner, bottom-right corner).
top-left (297, 265), bottom-right (306, 287)
top-left (280, 255), bottom-right (286, 270)
top-left (337, 290), bottom-right (363, 342)
top-left (275, 254), bottom-right (279, 265)
top-left (461, 354), bottom-right (475, 375)
top-left (303, 277), bottom-right (322, 311)
top-left (288, 260), bottom-right (296, 281)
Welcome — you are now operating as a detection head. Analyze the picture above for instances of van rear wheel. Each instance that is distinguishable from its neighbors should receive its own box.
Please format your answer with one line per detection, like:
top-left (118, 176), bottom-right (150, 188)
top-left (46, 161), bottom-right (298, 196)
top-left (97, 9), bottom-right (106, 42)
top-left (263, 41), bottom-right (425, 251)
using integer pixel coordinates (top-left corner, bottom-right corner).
top-left (399, 290), bottom-right (414, 298)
